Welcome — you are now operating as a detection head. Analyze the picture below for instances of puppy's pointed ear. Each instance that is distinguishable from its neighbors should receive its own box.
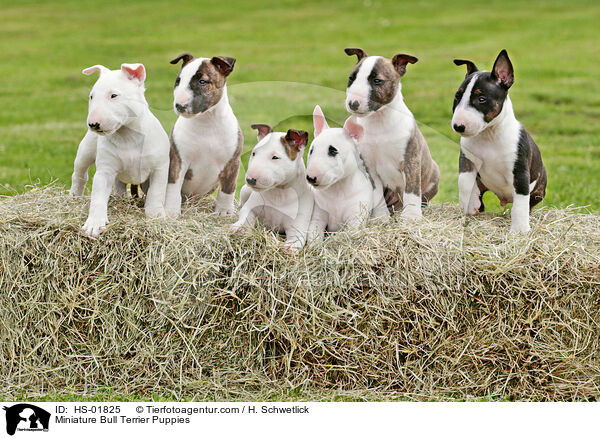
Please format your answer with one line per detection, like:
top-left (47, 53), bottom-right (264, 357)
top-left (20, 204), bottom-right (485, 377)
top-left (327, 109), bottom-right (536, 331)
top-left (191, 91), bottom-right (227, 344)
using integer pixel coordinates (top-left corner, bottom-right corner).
top-left (313, 105), bottom-right (329, 137)
top-left (343, 116), bottom-right (364, 142)
top-left (344, 47), bottom-right (368, 63)
top-left (392, 54), bottom-right (418, 77)
top-left (82, 65), bottom-right (109, 76)
top-left (121, 63), bottom-right (146, 84)
top-left (282, 129), bottom-right (309, 160)
top-left (170, 53), bottom-right (194, 67)
top-left (211, 56), bottom-right (236, 77)
top-left (491, 49), bottom-right (514, 89)
top-left (251, 124), bottom-right (272, 141)
top-left (453, 59), bottom-right (479, 77)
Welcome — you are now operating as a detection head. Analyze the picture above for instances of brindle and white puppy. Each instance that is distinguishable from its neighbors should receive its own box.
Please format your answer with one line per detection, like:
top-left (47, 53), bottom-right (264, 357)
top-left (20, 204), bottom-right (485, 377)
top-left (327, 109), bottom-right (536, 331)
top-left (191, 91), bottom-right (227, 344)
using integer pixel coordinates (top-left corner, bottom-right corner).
top-left (451, 49), bottom-right (547, 233)
top-left (306, 105), bottom-right (388, 242)
top-left (231, 125), bottom-right (313, 251)
top-left (344, 48), bottom-right (439, 219)
top-left (165, 53), bottom-right (242, 217)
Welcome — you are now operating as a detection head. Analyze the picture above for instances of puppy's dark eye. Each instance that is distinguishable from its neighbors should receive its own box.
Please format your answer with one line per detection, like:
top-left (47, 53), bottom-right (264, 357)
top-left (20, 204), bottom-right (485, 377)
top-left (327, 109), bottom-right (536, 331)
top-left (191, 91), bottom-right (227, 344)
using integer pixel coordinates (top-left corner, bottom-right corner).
top-left (174, 77), bottom-right (181, 87)
top-left (198, 80), bottom-right (209, 85)
top-left (373, 78), bottom-right (383, 85)
top-left (272, 155), bottom-right (280, 160)
top-left (111, 94), bottom-right (118, 99)
top-left (252, 152), bottom-right (255, 157)
top-left (478, 96), bottom-right (487, 103)
top-left (328, 146), bottom-right (338, 157)
top-left (89, 95), bottom-right (93, 100)
top-left (309, 149), bottom-right (313, 155)
top-left (347, 73), bottom-right (356, 87)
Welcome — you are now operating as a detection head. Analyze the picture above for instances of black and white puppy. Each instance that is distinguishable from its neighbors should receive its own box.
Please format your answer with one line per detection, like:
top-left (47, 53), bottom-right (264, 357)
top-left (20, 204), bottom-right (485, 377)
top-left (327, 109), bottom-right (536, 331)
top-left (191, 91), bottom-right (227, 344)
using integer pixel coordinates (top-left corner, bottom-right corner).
top-left (451, 50), bottom-right (547, 233)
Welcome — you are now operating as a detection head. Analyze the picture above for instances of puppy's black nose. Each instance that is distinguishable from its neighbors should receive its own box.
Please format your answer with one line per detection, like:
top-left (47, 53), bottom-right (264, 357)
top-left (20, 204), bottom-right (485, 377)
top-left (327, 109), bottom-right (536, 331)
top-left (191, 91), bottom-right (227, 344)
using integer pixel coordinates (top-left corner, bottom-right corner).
top-left (453, 124), bottom-right (465, 133)
top-left (175, 103), bottom-right (187, 113)
top-left (306, 175), bottom-right (317, 184)
top-left (88, 122), bottom-right (100, 131)
top-left (246, 177), bottom-right (256, 186)
top-left (348, 100), bottom-right (360, 111)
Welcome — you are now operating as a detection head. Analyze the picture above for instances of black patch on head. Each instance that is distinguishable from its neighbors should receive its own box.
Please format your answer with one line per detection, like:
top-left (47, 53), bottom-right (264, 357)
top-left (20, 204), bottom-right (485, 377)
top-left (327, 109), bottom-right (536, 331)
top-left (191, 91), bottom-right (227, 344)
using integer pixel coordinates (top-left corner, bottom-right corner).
top-left (453, 72), bottom-right (508, 122)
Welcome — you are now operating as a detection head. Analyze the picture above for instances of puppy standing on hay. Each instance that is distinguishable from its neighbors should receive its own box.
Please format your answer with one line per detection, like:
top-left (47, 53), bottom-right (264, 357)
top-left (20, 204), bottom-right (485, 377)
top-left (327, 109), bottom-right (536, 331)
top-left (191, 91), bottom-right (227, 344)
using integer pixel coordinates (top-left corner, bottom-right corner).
top-left (344, 48), bottom-right (440, 220)
top-left (230, 125), bottom-right (313, 252)
top-left (70, 63), bottom-right (169, 238)
top-left (451, 49), bottom-right (547, 233)
top-left (165, 53), bottom-right (242, 218)
top-left (306, 105), bottom-right (388, 242)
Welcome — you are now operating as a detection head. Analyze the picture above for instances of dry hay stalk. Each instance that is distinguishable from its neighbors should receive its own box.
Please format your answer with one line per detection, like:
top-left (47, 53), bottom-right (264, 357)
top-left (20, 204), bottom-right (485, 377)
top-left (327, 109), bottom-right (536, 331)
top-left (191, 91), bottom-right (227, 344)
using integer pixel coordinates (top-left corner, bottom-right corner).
top-left (0, 185), bottom-right (599, 401)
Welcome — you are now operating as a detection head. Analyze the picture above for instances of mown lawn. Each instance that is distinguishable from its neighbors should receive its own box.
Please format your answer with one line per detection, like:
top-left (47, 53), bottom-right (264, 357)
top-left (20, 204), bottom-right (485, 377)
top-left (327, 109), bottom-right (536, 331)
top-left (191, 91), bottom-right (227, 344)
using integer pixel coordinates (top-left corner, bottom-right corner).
top-left (0, 0), bottom-right (598, 210)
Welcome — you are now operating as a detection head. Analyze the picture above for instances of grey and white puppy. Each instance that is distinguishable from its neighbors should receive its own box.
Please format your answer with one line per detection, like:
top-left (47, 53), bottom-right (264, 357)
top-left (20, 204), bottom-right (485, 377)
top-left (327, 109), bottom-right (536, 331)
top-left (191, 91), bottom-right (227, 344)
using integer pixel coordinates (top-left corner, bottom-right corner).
top-left (344, 47), bottom-right (440, 220)
top-left (165, 53), bottom-right (242, 217)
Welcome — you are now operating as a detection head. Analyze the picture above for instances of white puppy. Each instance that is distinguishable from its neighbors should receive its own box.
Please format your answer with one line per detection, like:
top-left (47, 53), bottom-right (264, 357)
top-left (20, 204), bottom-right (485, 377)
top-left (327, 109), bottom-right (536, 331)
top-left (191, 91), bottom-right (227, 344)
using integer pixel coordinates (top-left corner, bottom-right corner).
top-left (306, 105), bottom-right (388, 241)
top-left (230, 125), bottom-right (313, 251)
top-left (71, 63), bottom-right (169, 237)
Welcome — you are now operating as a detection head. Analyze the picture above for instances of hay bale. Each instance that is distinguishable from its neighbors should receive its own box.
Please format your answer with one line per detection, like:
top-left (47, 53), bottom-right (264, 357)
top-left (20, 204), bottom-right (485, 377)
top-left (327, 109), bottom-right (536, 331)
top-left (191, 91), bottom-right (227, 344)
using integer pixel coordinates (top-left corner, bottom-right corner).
top-left (0, 186), bottom-right (599, 401)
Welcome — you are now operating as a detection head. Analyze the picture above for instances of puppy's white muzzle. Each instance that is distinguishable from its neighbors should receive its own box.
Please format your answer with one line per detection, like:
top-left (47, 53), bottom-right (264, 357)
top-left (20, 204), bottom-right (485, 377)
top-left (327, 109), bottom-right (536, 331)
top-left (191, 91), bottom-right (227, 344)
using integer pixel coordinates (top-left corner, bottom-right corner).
top-left (451, 108), bottom-right (485, 137)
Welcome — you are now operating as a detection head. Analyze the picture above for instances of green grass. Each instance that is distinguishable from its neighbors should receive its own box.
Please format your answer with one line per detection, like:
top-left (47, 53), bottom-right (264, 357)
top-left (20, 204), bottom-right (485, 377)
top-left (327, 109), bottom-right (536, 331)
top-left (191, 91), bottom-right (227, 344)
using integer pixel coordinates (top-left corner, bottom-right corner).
top-left (1, 0), bottom-right (599, 210)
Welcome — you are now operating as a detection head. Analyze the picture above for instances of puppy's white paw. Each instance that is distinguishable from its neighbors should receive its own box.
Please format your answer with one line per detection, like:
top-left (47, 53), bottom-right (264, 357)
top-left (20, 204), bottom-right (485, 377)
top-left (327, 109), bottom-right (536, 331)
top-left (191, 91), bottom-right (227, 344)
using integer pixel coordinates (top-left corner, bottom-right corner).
top-left (510, 220), bottom-right (531, 234)
top-left (401, 206), bottom-right (422, 221)
top-left (164, 207), bottom-right (181, 219)
top-left (145, 206), bottom-right (165, 218)
top-left (460, 196), bottom-right (480, 216)
top-left (82, 216), bottom-right (108, 238)
top-left (215, 204), bottom-right (235, 217)
top-left (229, 222), bottom-right (246, 234)
top-left (69, 186), bottom-right (85, 197)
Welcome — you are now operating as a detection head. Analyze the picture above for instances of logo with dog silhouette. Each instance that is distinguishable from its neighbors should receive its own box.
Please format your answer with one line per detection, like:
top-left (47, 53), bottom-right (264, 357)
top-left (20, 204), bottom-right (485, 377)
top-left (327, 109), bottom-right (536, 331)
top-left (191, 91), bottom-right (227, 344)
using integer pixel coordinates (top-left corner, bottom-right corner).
top-left (2, 404), bottom-right (50, 435)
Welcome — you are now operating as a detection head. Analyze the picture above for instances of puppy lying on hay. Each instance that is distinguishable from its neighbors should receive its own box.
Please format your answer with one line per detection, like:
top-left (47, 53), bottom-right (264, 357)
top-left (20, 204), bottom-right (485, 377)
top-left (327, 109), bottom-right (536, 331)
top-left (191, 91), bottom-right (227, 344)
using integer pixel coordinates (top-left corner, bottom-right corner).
top-left (0, 186), bottom-right (598, 401)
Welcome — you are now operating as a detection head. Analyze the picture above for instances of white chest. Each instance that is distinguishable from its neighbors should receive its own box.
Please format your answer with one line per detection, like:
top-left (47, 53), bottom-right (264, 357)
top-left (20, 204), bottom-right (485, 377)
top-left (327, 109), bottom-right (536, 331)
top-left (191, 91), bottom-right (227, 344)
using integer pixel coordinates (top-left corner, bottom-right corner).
top-left (461, 126), bottom-right (520, 201)
top-left (356, 110), bottom-right (413, 190)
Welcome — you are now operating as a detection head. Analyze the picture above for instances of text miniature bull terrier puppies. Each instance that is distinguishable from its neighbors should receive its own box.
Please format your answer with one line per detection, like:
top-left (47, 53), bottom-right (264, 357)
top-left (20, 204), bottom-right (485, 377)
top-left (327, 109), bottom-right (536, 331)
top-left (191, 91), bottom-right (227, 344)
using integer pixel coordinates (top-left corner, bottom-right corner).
top-left (71, 63), bottom-right (169, 238)
top-left (165, 53), bottom-right (242, 217)
top-left (230, 125), bottom-right (313, 251)
top-left (451, 50), bottom-right (547, 233)
top-left (306, 105), bottom-right (388, 241)
top-left (344, 48), bottom-right (440, 220)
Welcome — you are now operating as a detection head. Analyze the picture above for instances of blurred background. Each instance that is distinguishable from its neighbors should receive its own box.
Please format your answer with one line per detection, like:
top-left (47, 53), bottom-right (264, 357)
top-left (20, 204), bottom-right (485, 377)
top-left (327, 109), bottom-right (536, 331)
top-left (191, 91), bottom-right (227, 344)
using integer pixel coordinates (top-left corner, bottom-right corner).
top-left (1, 0), bottom-right (598, 210)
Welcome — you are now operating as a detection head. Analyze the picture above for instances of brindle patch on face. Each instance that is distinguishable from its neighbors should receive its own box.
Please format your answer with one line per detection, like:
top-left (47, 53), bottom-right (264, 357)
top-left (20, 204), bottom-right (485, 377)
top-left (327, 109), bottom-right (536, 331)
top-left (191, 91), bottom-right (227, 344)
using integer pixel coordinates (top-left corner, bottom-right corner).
top-left (218, 126), bottom-right (243, 194)
top-left (168, 131), bottom-right (182, 184)
top-left (188, 59), bottom-right (228, 114)
top-left (280, 129), bottom-right (309, 160)
top-left (185, 169), bottom-right (193, 180)
top-left (367, 58), bottom-right (400, 112)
